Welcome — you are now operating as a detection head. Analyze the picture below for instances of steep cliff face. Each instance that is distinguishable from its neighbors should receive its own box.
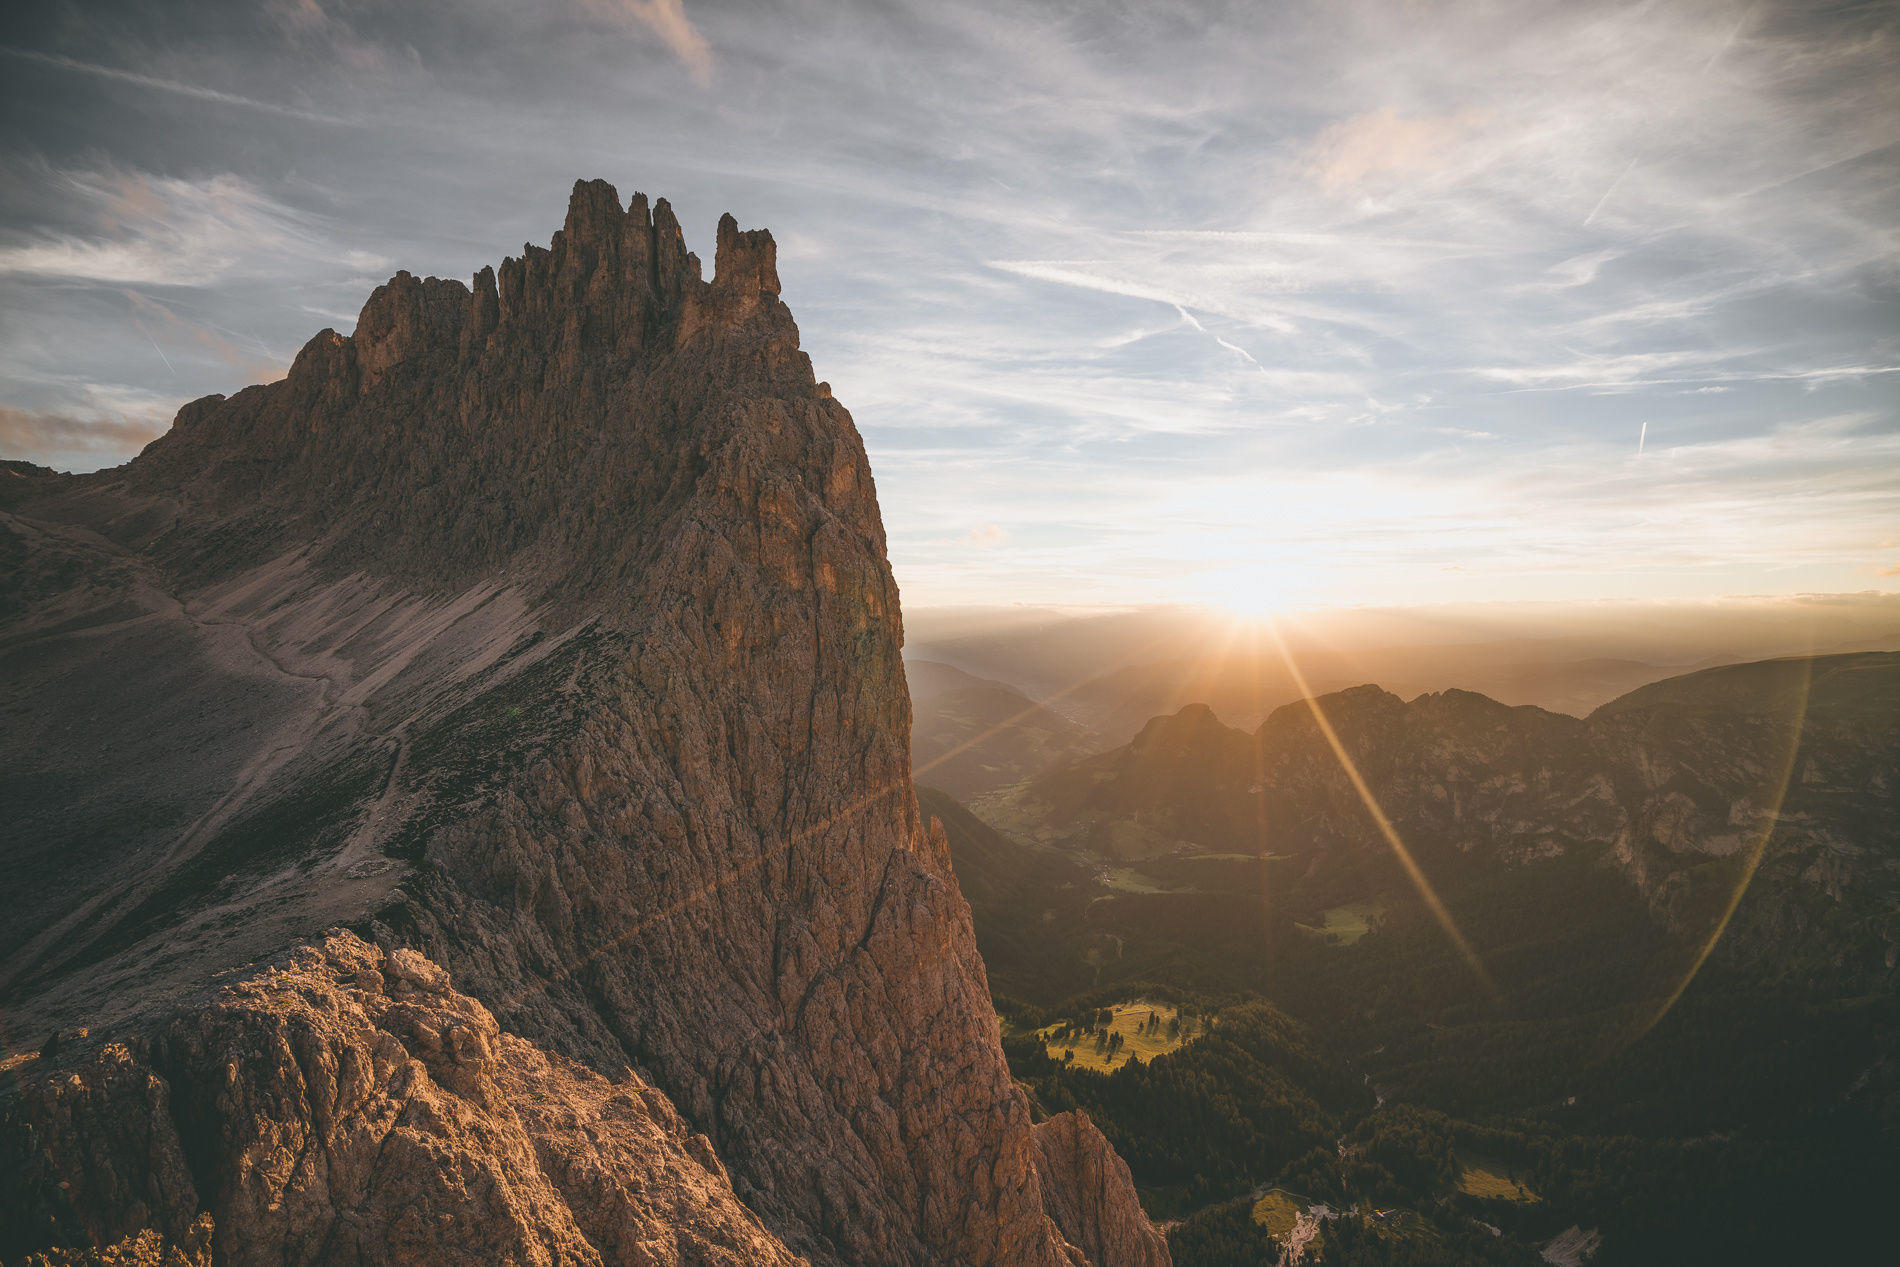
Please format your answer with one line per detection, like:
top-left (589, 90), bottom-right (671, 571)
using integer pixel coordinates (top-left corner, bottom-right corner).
top-left (1031, 1113), bottom-right (1169, 1267)
top-left (0, 181), bottom-right (1166, 1265)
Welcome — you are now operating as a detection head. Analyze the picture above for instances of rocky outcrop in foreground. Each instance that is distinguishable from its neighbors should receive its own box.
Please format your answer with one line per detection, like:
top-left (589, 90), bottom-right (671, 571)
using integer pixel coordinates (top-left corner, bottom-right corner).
top-left (0, 181), bottom-right (1166, 1265)
top-left (1033, 1112), bottom-right (1171, 1267)
top-left (10, 934), bottom-right (801, 1266)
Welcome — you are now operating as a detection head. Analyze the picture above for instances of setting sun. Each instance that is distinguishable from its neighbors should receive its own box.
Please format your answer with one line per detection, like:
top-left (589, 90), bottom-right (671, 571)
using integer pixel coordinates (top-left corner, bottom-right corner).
top-left (1191, 558), bottom-right (1312, 618)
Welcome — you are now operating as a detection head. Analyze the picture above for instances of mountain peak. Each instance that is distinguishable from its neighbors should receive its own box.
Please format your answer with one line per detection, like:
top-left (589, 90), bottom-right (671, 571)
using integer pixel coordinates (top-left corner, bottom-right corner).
top-left (561, 175), bottom-right (626, 242)
top-left (2, 178), bottom-right (1165, 1266)
top-left (1133, 701), bottom-right (1239, 749)
top-left (114, 180), bottom-right (826, 603)
top-left (712, 209), bottom-right (780, 317)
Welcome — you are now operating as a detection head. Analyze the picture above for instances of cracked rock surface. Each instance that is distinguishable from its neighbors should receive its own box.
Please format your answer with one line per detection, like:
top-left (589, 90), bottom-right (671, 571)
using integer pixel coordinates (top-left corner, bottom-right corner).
top-left (9, 934), bottom-right (801, 1267)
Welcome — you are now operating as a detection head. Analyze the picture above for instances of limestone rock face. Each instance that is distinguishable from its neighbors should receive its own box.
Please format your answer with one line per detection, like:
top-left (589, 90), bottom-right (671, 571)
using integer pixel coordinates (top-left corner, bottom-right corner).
top-left (1033, 1112), bottom-right (1170, 1267)
top-left (0, 181), bottom-right (1165, 1266)
top-left (9, 933), bottom-right (802, 1267)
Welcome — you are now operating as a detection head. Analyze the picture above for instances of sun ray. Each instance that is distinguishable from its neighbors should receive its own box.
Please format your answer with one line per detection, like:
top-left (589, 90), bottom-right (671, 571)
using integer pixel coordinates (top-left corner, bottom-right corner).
top-left (1623, 651), bottom-right (1815, 1046)
top-left (1258, 618), bottom-right (1497, 996)
top-left (1163, 608), bottom-right (1247, 719)
top-left (909, 625), bottom-right (1195, 786)
top-left (1244, 624), bottom-right (1277, 972)
top-left (489, 624), bottom-right (1203, 1024)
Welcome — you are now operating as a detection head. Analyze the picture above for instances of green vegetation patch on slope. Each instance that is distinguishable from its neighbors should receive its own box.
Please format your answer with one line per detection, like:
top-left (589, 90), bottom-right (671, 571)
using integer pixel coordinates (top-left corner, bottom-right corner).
top-left (1249, 1188), bottom-right (1305, 1237)
top-left (1455, 1152), bottom-right (1538, 1203)
top-left (1296, 900), bottom-right (1383, 945)
top-left (1101, 867), bottom-right (1170, 895)
top-left (1039, 1000), bottom-right (1203, 1072)
top-left (1007, 998), bottom-right (1366, 1214)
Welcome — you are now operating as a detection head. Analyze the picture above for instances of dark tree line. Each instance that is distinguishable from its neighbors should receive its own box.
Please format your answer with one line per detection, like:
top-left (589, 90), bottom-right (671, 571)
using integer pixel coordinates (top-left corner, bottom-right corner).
top-left (1006, 999), bottom-right (1365, 1212)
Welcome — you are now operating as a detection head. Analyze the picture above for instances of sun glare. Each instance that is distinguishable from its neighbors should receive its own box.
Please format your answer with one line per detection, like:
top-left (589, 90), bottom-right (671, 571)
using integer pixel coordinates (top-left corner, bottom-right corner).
top-left (1195, 560), bottom-right (1305, 618)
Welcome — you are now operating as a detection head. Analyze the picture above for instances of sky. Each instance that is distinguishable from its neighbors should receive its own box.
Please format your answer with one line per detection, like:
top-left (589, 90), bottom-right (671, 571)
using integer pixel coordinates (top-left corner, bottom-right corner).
top-left (1, 0), bottom-right (1897, 611)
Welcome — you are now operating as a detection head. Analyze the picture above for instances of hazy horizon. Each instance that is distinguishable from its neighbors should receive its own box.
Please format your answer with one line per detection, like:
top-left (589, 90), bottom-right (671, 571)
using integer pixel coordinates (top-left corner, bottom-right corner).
top-left (905, 587), bottom-right (1900, 652)
top-left (900, 588), bottom-right (1900, 699)
top-left (4, 0), bottom-right (1897, 613)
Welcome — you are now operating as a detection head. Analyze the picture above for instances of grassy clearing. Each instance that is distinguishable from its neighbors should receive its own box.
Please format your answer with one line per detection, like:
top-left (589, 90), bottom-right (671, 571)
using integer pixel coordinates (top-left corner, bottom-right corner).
top-left (1366, 1207), bottom-right (1447, 1247)
top-left (1099, 819), bottom-right (1182, 860)
top-left (1296, 900), bottom-right (1382, 945)
top-left (1039, 1000), bottom-right (1202, 1072)
top-left (1102, 866), bottom-right (1169, 894)
top-left (1455, 1152), bottom-right (1539, 1203)
top-left (1251, 1189), bottom-right (1305, 1238)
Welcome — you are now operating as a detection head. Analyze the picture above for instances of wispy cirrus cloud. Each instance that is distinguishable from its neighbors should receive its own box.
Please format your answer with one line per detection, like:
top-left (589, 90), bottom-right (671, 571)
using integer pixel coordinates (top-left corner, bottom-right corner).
top-left (0, 403), bottom-right (167, 465)
top-left (583, 0), bottom-right (712, 86)
top-left (0, 165), bottom-right (386, 287)
top-left (0, 0), bottom-right (1894, 607)
top-left (0, 45), bottom-right (354, 124)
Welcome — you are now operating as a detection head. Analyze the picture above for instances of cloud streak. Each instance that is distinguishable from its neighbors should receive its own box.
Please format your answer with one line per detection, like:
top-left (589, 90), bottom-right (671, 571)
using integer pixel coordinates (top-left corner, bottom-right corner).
top-left (0, 45), bottom-right (352, 124)
top-left (0, 404), bottom-right (166, 462)
top-left (586, 0), bottom-right (712, 86)
top-left (0, 166), bottom-right (386, 287)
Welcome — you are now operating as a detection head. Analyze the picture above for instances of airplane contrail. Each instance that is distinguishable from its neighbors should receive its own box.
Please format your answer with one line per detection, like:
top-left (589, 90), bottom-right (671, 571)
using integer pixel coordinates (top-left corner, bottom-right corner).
top-left (0, 46), bottom-right (352, 125)
top-left (1584, 158), bottom-right (1639, 227)
top-left (130, 317), bottom-right (175, 375)
top-left (1703, 2), bottom-right (1760, 74)
top-left (1588, 4), bottom-right (1758, 228)
top-left (1177, 303), bottom-right (1271, 375)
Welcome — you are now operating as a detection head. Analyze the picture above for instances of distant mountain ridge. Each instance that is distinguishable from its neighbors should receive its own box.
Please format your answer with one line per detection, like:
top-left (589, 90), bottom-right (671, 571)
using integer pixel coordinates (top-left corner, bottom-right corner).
top-left (904, 603), bottom-right (1900, 743)
top-left (906, 658), bottom-right (1103, 798)
top-left (991, 652), bottom-right (1900, 986)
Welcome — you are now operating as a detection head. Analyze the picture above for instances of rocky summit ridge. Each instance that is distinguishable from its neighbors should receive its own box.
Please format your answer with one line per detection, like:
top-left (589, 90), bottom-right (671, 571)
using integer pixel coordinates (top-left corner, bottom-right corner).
top-left (0, 180), bottom-right (1168, 1267)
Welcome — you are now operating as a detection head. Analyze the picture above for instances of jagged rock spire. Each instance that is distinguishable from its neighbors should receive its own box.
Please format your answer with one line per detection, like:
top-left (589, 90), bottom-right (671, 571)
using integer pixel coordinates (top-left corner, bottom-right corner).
top-left (1, 180), bottom-right (1168, 1266)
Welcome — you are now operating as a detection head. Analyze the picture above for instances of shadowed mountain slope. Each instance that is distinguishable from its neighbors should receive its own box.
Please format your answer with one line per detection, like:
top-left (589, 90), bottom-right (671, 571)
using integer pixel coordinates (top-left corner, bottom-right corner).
top-left (993, 653), bottom-right (1900, 985)
top-left (906, 659), bottom-right (1101, 799)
